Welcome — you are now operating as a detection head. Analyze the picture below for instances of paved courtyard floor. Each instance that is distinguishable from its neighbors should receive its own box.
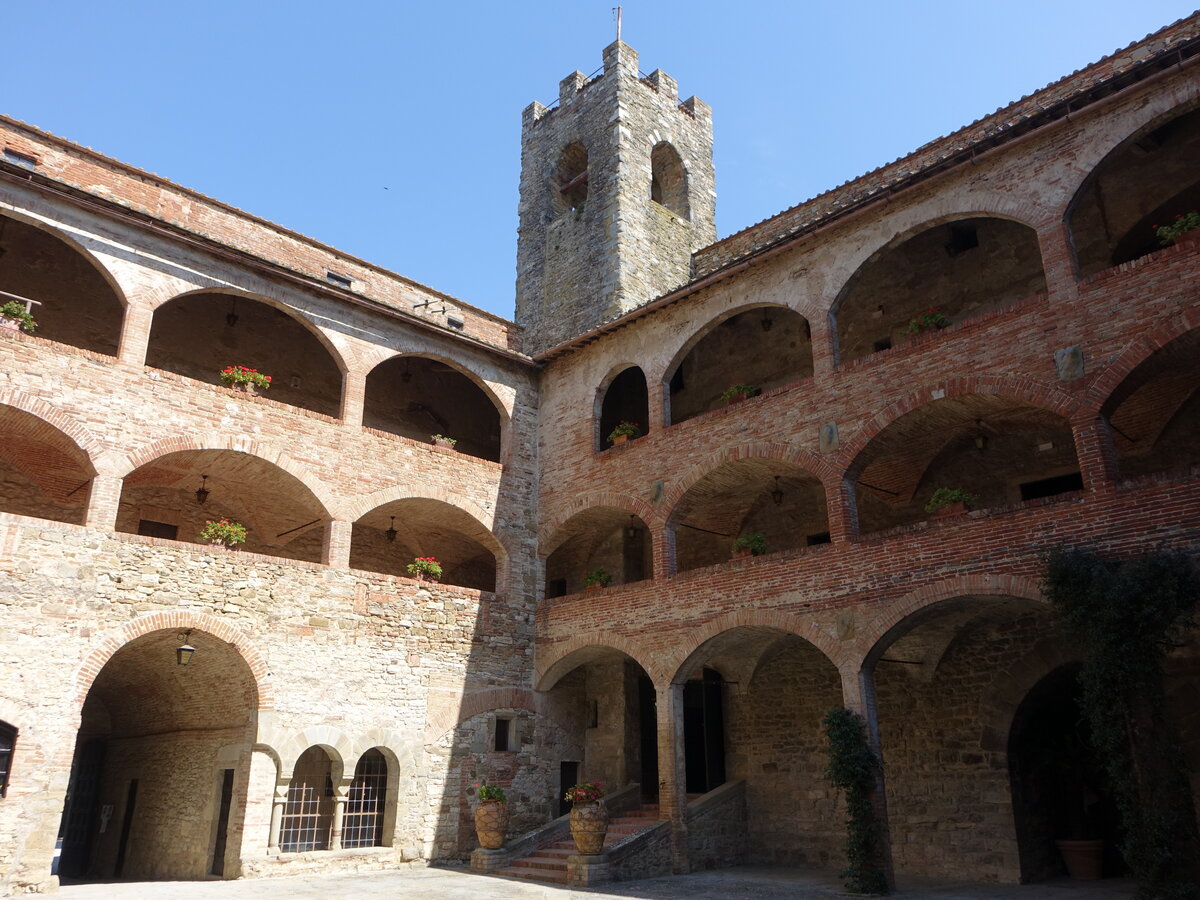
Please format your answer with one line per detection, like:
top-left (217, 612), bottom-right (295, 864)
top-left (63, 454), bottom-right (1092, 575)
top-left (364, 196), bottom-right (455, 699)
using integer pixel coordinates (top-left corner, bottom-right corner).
top-left (59, 864), bottom-right (1136, 899)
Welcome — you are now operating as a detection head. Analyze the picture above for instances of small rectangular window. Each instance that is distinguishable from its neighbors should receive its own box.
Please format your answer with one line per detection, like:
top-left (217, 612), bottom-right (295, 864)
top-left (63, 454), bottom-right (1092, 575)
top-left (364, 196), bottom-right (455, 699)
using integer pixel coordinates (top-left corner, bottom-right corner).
top-left (326, 271), bottom-right (353, 289)
top-left (137, 520), bottom-right (178, 540)
top-left (494, 717), bottom-right (514, 752)
top-left (1019, 472), bottom-right (1083, 501)
top-left (0, 722), bottom-right (15, 798)
top-left (3, 149), bottom-right (36, 170)
top-left (806, 532), bottom-right (832, 546)
top-left (548, 578), bottom-right (567, 599)
top-left (872, 338), bottom-right (892, 353)
top-left (447, 315), bottom-right (465, 331)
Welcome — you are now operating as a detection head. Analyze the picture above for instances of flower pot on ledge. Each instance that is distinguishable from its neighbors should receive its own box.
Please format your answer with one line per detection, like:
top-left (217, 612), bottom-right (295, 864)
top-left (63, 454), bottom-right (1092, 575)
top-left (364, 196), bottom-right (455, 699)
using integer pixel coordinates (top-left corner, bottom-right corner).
top-left (569, 801), bottom-right (609, 855)
top-left (732, 547), bottom-right (754, 560)
top-left (0, 318), bottom-right (20, 333)
top-left (933, 501), bottom-right (968, 519)
top-left (231, 383), bottom-right (259, 397)
top-left (433, 438), bottom-right (456, 452)
top-left (611, 433), bottom-right (629, 446)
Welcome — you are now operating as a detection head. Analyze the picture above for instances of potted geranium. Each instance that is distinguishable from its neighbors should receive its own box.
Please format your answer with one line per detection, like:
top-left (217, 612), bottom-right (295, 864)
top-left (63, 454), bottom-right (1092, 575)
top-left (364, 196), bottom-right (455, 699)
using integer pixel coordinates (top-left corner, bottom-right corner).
top-left (0, 300), bottom-right (37, 334)
top-left (720, 383), bottom-right (757, 405)
top-left (581, 568), bottom-right (612, 591)
top-left (905, 308), bottom-right (949, 334)
top-left (199, 518), bottom-right (247, 548)
top-left (1155, 211), bottom-right (1200, 247)
top-left (731, 532), bottom-right (767, 559)
top-left (406, 556), bottom-right (443, 582)
top-left (219, 365), bottom-right (272, 395)
top-left (606, 421), bottom-right (641, 446)
top-left (431, 434), bottom-right (457, 451)
top-left (924, 487), bottom-right (977, 518)
top-left (473, 780), bottom-right (508, 850)
top-left (564, 780), bottom-right (607, 855)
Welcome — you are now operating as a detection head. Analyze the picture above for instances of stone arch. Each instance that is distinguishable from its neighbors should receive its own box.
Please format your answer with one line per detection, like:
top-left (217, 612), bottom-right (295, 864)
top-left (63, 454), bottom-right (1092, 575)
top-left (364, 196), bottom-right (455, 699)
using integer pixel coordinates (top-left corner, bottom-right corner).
top-left (661, 299), bottom-right (802, 389)
top-left (665, 609), bottom-right (843, 687)
top-left (366, 348), bottom-right (514, 422)
top-left (595, 362), bottom-right (650, 450)
top-left (535, 637), bottom-right (659, 692)
top-left (650, 141), bottom-right (690, 219)
top-left (118, 433), bottom-right (339, 520)
top-left (554, 140), bottom-right (589, 213)
top-left (857, 573), bottom-right (1046, 672)
top-left (977, 637), bottom-right (1083, 753)
top-left (0, 388), bottom-right (105, 472)
top-left (276, 728), bottom-right (353, 783)
top-left (839, 377), bottom-right (1080, 479)
top-left (424, 687), bottom-right (577, 744)
top-left (541, 491), bottom-right (659, 557)
top-left (345, 484), bottom-right (499, 547)
top-left (72, 611), bottom-right (271, 713)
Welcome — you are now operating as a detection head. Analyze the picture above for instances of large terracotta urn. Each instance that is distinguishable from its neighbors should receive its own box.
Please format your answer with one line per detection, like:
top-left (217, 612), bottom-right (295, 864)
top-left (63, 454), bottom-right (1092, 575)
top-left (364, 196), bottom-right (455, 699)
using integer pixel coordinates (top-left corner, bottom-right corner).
top-left (568, 800), bottom-right (609, 855)
top-left (474, 800), bottom-right (508, 850)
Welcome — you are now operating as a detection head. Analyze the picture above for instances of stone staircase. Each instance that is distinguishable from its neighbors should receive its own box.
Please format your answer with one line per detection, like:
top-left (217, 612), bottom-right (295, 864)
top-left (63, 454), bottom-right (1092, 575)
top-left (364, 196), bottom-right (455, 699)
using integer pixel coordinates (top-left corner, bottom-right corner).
top-left (493, 804), bottom-right (663, 885)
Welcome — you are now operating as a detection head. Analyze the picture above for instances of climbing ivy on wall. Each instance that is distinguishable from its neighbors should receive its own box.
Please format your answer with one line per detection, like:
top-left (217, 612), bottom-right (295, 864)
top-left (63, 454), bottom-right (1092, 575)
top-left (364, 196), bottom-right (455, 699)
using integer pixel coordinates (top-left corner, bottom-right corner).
top-left (823, 707), bottom-right (889, 895)
top-left (1043, 547), bottom-right (1200, 899)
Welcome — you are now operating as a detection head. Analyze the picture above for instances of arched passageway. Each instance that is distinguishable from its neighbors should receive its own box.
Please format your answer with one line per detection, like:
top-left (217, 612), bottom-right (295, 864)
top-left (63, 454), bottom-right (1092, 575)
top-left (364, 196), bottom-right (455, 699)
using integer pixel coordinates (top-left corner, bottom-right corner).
top-left (0, 211), bottom-right (124, 354)
top-left (852, 395), bottom-right (1080, 534)
top-left (58, 629), bottom-right (258, 882)
top-left (116, 449), bottom-right (330, 563)
top-left (350, 497), bottom-right (498, 591)
top-left (363, 356), bottom-right (502, 461)
top-left (1102, 328), bottom-right (1200, 481)
top-left (1070, 106), bottom-right (1200, 277)
top-left (0, 405), bottom-right (95, 525)
top-left (834, 217), bottom-right (1046, 363)
top-left (667, 306), bottom-right (812, 424)
top-left (146, 292), bottom-right (343, 417)
top-left (544, 506), bottom-right (652, 597)
top-left (671, 459), bottom-right (828, 572)
top-left (597, 366), bottom-right (648, 451)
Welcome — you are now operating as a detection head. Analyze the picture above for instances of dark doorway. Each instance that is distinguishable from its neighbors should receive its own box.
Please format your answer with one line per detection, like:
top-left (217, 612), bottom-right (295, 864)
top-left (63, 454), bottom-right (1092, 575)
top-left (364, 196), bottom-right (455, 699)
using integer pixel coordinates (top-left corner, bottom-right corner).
top-left (113, 779), bottom-right (138, 878)
top-left (210, 769), bottom-right (235, 876)
top-left (57, 739), bottom-right (106, 879)
top-left (559, 761), bottom-right (580, 816)
top-left (684, 668), bottom-right (726, 794)
top-left (639, 676), bottom-right (659, 800)
top-left (1008, 665), bottom-right (1125, 881)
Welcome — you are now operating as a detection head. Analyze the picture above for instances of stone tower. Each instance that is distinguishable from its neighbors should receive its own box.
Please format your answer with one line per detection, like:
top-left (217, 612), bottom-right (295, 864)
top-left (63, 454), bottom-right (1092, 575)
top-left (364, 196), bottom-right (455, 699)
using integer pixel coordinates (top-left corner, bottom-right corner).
top-left (515, 41), bottom-right (716, 354)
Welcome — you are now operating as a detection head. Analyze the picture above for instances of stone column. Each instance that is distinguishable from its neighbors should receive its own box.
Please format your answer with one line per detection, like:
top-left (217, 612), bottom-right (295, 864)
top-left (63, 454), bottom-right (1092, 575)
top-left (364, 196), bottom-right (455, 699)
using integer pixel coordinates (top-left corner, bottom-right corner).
top-left (839, 664), bottom-right (896, 890)
top-left (84, 474), bottom-right (122, 531)
top-left (649, 378), bottom-right (669, 431)
top-left (656, 681), bottom-right (688, 873)
top-left (1072, 414), bottom-right (1120, 495)
top-left (116, 302), bottom-right (154, 367)
top-left (329, 795), bottom-right (347, 851)
top-left (267, 786), bottom-right (286, 854)
top-left (340, 369), bottom-right (367, 427)
top-left (323, 519), bottom-right (353, 568)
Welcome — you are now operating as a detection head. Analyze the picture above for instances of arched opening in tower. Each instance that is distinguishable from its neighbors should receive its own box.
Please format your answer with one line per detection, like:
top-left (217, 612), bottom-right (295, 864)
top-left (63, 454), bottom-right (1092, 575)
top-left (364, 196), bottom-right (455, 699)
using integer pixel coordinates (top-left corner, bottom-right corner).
top-left (650, 142), bottom-right (689, 220)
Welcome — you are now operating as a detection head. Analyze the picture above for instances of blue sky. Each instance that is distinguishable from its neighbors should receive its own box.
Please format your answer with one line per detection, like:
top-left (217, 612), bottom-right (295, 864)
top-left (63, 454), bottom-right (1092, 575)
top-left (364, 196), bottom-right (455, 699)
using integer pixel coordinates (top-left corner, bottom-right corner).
top-left (6, 2), bottom-right (1196, 319)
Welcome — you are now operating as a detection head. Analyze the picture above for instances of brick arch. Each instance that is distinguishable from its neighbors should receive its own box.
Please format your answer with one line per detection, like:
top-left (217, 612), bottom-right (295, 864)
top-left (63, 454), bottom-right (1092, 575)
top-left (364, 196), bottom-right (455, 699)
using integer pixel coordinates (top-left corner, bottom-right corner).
top-left (837, 377), bottom-right (1081, 479)
top-left (664, 609), bottom-right (843, 686)
top-left (154, 286), bottom-right (350, 376)
top-left (73, 610), bottom-right (272, 712)
top-left (660, 300), bottom-right (807, 390)
top-left (541, 491), bottom-right (660, 558)
top-left (117, 433), bottom-right (339, 520)
top-left (855, 573), bottom-right (1046, 673)
top-left (0, 388), bottom-right (105, 474)
top-left (423, 687), bottom-right (577, 745)
top-left (345, 485), bottom-right (505, 559)
top-left (534, 634), bottom-right (658, 692)
top-left (366, 349), bottom-right (514, 423)
top-left (978, 637), bottom-right (1082, 753)
top-left (1086, 304), bottom-right (1200, 413)
top-left (663, 442), bottom-right (839, 525)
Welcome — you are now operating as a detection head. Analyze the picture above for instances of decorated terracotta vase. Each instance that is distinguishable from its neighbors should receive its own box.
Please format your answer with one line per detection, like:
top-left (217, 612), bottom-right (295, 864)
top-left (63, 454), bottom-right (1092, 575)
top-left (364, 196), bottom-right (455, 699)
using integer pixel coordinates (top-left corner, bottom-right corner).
top-left (568, 800), bottom-right (608, 855)
top-left (474, 799), bottom-right (508, 850)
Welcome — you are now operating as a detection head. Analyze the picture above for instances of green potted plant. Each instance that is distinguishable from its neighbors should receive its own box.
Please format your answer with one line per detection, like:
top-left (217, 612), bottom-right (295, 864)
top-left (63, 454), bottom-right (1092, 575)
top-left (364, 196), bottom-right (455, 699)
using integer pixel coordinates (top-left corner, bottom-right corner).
top-left (406, 556), bottom-right (443, 582)
top-left (220, 365), bottom-right (272, 395)
top-left (564, 780), bottom-right (607, 855)
top-left (720, 383), bottom-right (757, 405)
top-left (905, 308), bottom-right (949, 334)
top-left (1154, 211), bottom-right (1200, 247)
top-left (924, 487), bottom-right (977, 518)
top-left (473, 779), bottom-right (508, 850)
top-left (431, 434), bottom-right (457, 451)
top-left (198, 518), bottom-right (247, 548)
top-left (606, 420), bottom-right (642, 446)
top-left (0, 300), bottom-right (37, 334)
top-left (731, 532), bottom-right (767, 559)
top-left (581, 568), bottom-right (612, 591)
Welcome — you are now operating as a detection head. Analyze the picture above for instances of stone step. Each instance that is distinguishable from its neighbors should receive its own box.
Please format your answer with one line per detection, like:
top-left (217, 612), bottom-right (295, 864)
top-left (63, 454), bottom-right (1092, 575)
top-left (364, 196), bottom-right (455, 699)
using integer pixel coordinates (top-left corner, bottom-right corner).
top-left (494, 865), bottom-right (568, 884)
top-left (512, 855), bottom-right (567, 871)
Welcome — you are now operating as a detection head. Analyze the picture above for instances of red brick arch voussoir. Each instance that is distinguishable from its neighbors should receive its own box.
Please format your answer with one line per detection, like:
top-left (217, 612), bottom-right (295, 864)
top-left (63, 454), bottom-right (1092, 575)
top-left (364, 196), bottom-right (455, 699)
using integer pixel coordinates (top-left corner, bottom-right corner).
top-left (0, 388), bottom-right (106, 473)
top-left (534, 632), bottom-right (659, 692)
top-left (1084, 303), bottom-right (1200, 414)
top-left (540, 491), bottom-right (661, 559)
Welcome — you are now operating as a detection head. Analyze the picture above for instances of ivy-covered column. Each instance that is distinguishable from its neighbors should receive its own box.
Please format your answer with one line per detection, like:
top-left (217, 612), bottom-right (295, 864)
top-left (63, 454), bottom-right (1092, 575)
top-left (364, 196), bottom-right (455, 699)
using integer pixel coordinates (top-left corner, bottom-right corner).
top-left (837, 664), bottom-right (895, 892)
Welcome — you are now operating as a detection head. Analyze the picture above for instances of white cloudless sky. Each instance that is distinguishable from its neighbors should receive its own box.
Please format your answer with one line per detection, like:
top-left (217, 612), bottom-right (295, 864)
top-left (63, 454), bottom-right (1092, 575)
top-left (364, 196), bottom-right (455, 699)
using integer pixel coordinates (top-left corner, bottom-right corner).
top-left (5, 2), bottom-right (1196, 318)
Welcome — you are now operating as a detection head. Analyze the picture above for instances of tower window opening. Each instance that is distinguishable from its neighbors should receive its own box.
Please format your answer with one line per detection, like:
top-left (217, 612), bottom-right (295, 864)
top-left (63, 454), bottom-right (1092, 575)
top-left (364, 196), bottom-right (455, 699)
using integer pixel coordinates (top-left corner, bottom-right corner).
top-left (650, 142), bottom-right (689, 219)
top-left (556, 142), bottom-right (589, 213)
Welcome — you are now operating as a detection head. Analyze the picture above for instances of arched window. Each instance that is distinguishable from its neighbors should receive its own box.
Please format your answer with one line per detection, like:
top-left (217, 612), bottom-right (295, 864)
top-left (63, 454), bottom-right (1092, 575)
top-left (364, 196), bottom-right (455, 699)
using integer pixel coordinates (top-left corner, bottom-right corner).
top-left (597, 366), bottom-right (648, 451)
top-left (0, 721), bottom-right (15, 797)
top-left (556, 142), bottom-right (589, 213)
top-left (650, 142), bottom-right (689, 220)
top-left (280, 746), bottom-right (334, 852)
top-left (343, 749), bottom-right (388, 848)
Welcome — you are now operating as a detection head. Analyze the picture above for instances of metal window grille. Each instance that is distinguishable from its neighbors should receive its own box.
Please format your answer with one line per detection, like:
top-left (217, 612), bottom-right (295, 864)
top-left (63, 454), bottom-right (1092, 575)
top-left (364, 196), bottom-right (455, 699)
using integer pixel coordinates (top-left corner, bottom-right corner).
top-left (0, 721), bottom-right (14, 798)
top-left (279, 748), bottom-right (332, 852)
top-left (342, 749), bottom-right (387, 848)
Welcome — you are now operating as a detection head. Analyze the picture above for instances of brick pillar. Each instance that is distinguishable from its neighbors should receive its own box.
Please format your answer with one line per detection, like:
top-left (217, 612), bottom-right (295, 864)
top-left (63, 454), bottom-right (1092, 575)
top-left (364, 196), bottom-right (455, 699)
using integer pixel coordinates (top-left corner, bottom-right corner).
top-left (84, 475), bottom-right (122, 531)
top-left (1037, 219), bottom-right (1080, 305)
top-left (341, 369), bottom-right (366, 427)
top-left (1073, 414), bottom-right (1120, 495)
top-left (117, 303), bottom-right (154, 367)
top-left (809, 311), bottom-right (836, 376)
top-left (656, 681), bottom-right (689, 873)
top-left (839, 664), bottom-right (896, 890)
top-left (651, 378), bottom-right (669, 430)
top-left (329, 795), bottom-right (347, 851)
top-left (324, 519), bottom-right (353, 568)
top-left (653, 523), bottom-right (676, 578)
top-left (826, 475), bottom-right (858, 544)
